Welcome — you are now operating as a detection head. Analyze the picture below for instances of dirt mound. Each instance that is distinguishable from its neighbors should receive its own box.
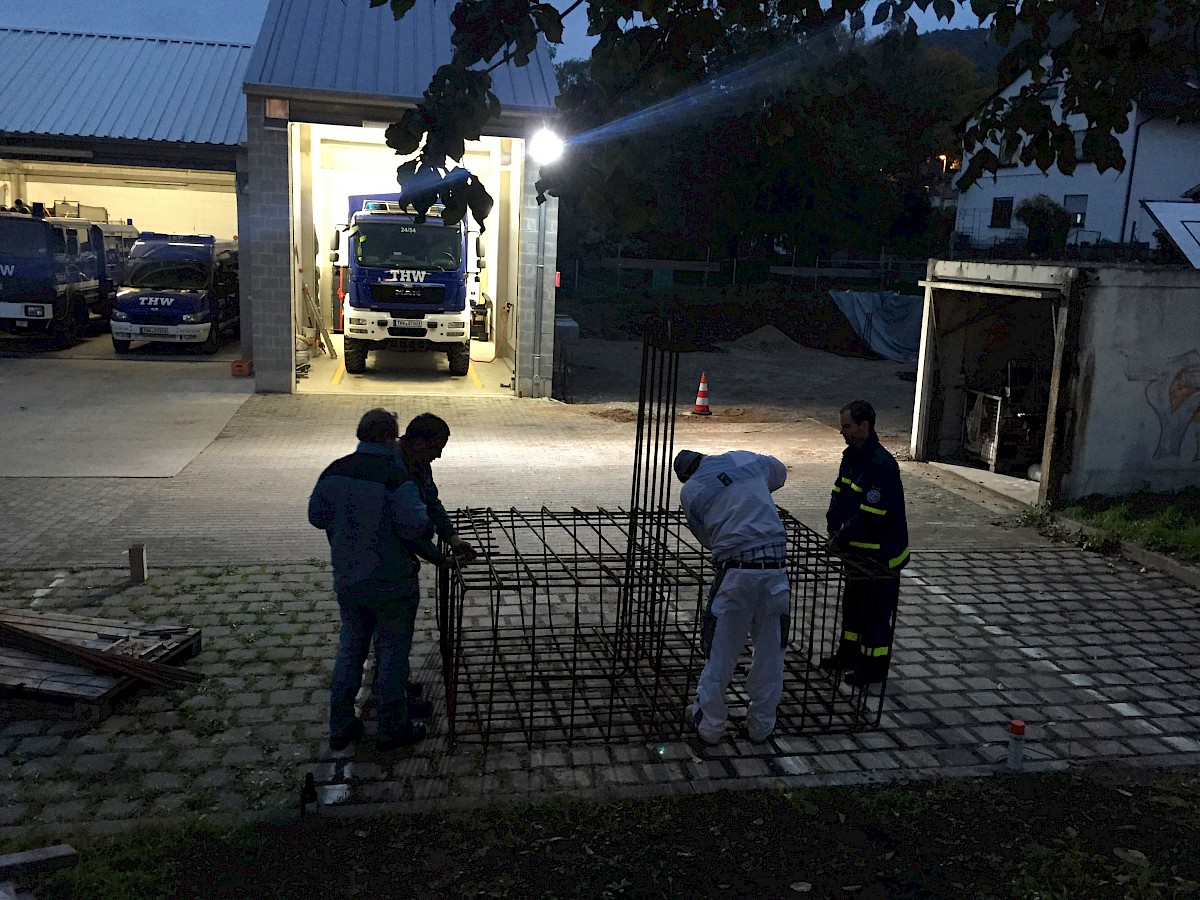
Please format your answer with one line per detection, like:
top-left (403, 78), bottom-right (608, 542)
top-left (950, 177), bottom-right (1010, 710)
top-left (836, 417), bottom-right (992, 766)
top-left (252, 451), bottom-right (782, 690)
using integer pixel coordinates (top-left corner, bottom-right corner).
top-left (729, 325), bottom-right (798, 352)
top-left (588, 407), bottom-right (639, 423)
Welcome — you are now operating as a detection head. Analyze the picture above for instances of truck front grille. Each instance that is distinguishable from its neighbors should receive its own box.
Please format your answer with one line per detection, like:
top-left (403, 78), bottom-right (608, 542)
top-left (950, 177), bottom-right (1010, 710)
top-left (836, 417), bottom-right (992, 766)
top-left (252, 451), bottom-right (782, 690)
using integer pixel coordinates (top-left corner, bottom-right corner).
top-left (370, 283), bottom-right (445, 305)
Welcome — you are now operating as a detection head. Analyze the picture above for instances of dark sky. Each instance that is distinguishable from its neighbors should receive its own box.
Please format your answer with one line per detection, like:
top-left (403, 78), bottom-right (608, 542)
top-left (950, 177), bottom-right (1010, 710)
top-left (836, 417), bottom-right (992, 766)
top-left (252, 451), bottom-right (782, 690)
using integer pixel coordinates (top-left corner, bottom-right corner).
top-left (0, 0), bottom-right (984, 60)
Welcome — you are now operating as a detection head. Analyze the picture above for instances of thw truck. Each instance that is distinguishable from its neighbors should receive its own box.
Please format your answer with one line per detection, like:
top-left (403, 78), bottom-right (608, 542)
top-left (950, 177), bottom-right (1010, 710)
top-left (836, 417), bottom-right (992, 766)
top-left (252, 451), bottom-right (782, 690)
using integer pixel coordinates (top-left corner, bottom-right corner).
top-left (330, 193), bottom-right (488, 376)
top-left (109, 233), bottom-right (239, 354)
top-left (0, 208), bottom-right (115, 347)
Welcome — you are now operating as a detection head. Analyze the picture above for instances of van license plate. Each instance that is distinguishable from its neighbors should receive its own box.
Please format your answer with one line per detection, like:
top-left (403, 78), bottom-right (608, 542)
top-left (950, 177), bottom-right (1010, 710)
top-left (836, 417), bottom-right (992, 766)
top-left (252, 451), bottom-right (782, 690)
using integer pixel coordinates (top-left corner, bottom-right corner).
top-left (391, 319), bottom-right (424, 328)
top-left (140, 326), bottom-right (169, 335)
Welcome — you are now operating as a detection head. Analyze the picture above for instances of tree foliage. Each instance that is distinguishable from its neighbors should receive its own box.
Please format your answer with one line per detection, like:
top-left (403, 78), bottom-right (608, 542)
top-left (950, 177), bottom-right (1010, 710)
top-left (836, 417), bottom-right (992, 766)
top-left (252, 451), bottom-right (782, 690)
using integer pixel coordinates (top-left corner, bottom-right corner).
top-left (366, 0), bottom-right (1200, 227)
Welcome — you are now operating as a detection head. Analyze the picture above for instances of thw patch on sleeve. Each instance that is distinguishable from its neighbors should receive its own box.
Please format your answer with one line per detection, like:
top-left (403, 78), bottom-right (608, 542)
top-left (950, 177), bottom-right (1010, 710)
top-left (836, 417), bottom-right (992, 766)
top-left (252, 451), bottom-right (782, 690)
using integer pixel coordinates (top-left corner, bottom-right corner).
top-left (718, 472), bottom-right (732, 487)
top-left (867, 488), bottom-right (882, 504)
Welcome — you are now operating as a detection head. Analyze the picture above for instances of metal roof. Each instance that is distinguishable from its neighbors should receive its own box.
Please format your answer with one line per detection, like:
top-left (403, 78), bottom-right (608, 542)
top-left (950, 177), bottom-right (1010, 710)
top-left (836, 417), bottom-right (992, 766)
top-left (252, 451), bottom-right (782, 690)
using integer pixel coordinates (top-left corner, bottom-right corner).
top-left (0, 28), bottom-right (250, 145)
top-left (244, 0), bottom-right (558, 113)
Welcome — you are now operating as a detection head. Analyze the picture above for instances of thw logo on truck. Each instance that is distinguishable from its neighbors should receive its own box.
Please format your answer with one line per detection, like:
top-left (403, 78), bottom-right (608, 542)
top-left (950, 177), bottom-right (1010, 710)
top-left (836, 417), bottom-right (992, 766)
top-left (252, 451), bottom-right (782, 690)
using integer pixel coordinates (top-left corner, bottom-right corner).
top-left (0, 264), bottom-right (15, 276)
top-left (139, 296), bottom-right (175, 306)
top-left (387, 270), bottom-right (427, 283)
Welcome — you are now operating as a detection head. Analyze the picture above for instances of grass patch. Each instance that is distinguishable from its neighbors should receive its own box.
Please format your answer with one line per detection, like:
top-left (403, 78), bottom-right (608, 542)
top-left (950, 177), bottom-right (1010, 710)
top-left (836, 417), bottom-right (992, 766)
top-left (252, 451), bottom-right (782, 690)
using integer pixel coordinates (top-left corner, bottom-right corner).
top-left (1063, 488), bottom-right (1200, 562)
top-left (9, 768), bottom-right (1200, 899)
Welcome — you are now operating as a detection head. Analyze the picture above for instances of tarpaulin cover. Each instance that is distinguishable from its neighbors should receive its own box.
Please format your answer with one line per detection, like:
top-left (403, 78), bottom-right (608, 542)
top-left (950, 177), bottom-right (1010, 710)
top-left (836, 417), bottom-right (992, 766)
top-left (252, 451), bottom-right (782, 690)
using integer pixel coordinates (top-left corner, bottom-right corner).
top-left (829, 290), bottom-right (924, 363)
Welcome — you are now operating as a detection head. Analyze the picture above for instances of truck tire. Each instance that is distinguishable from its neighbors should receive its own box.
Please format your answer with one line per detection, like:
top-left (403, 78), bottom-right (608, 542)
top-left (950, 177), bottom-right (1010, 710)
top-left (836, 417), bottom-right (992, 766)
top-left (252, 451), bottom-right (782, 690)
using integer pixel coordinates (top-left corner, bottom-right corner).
top-left (51, 300), bottom-right (85, 349)
top-left (112, 337), bottom-right (131, 354)
top-left (447, 342), bottom-right (470, 376)
top-left (344, 337), bottom-right (369, 374)
top-left (200, 322), bottom-right (221, 354)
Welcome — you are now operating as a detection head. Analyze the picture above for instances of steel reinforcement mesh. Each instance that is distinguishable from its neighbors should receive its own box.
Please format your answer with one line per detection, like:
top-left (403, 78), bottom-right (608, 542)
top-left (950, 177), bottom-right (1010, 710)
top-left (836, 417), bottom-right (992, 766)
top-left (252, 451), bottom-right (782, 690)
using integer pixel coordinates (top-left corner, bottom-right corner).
top-left (437, 507), bottom-right (893, 750)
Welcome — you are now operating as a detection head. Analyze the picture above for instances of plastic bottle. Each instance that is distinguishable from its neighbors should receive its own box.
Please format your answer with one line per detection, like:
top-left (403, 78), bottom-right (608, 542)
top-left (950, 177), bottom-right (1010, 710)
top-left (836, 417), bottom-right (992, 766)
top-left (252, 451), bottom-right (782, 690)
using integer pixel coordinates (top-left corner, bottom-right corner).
top-left (1007, 719), bottom-right (1026, 771)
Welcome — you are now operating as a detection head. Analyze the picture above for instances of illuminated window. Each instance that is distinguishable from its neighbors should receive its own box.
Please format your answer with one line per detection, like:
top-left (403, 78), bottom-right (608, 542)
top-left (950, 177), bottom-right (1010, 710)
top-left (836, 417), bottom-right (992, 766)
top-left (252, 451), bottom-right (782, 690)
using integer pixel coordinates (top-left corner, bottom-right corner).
top-left (1063, 194), bottom-right (1088, 227)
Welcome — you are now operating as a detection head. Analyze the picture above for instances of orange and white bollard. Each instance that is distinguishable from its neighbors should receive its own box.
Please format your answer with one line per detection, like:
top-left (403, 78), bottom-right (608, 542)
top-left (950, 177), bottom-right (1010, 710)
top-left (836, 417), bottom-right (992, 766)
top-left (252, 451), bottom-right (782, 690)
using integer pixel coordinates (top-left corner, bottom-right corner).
top-left (692, 373), bottom-right (712, 416)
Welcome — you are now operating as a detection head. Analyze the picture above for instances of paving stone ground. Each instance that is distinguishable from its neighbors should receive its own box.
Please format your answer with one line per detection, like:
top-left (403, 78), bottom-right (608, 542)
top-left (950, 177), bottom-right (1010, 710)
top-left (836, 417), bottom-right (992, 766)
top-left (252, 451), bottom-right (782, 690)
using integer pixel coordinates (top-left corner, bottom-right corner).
top-left (1, 394), bottom-right (1197, 839)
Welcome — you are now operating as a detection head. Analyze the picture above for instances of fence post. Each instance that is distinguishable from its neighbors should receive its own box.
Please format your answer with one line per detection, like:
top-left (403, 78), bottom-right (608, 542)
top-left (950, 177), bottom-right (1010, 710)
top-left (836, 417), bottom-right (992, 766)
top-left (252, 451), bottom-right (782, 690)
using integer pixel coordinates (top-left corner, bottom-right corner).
top-left (732, 256), bottom-right (737, 287)
top-left (789, 247), bottom-right (796, 289)
top-left (575, 258), bottom-right (580, 292)
top-left (703, 246), bottom-right (711, 287)
top-left (616, 245), bottom-right (622, 292)
top-left (812, 255), bottom-right (819, 293)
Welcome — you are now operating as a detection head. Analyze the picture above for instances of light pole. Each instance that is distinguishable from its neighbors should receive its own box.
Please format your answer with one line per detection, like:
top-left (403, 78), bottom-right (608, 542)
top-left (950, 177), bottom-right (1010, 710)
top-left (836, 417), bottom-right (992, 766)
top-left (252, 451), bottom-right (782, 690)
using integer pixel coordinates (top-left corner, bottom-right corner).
top-left (528, 128), bottom-right (564, 398)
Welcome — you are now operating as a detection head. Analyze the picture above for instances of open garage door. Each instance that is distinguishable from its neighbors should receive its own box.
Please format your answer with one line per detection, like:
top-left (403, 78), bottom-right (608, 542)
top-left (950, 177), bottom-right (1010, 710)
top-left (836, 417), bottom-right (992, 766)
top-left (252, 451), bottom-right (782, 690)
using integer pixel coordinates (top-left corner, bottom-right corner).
top-left (287, 123), bottom-right (522, 398)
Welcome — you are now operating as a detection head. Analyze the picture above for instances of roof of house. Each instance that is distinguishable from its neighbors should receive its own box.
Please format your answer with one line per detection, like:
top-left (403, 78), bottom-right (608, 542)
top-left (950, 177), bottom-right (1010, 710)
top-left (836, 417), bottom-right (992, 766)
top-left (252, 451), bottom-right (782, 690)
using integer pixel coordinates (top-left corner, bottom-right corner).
top-left (0, 28), bottom-right (251, 146)
top-left (244, 0), bottom-right (557, 113)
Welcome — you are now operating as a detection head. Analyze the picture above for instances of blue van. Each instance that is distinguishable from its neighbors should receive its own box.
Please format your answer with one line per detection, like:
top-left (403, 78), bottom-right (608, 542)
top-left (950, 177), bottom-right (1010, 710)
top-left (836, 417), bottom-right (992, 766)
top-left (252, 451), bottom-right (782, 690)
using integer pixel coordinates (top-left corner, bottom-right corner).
top-left (110, 233), bottom-right (238, 354)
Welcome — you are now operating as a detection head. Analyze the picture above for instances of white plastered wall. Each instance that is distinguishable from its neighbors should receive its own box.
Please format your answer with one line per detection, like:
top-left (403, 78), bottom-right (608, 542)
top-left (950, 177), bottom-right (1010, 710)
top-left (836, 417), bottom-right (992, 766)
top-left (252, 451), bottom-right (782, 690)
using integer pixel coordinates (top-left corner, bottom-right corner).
top-left (1063, 265), bottom-right (1200, 498)
top-left (0, 158), bottom-right (236, 237)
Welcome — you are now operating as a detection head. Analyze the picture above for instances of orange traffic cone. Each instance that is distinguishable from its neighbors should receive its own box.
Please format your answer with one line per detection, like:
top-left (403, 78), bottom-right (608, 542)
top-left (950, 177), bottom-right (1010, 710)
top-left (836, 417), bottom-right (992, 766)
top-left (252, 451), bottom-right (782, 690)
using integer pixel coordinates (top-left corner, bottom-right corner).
top-left (692, 373), bottom-right (712, 416)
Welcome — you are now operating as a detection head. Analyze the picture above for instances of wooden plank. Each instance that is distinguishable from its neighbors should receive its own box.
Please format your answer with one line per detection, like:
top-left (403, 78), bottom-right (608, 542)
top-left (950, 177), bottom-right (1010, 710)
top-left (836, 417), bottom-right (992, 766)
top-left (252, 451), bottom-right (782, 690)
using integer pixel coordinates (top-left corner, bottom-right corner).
top-left (0, 845), bottom-right (78, 880)
top-left (0, 610), bottom-right (137, 632)
top-left (0, 611), bottom-right (202, 715)
top-left (0, 649), bottom-right (117, 683)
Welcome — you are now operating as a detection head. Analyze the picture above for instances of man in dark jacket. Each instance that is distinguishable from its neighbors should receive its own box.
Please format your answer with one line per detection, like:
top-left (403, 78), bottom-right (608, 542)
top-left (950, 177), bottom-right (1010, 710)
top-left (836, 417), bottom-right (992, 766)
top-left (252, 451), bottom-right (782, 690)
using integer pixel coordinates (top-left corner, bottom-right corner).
top-left (821, 400), bottom-right (909, 687)
top-left (309, 408), bottom-right (447, 752)
top-left (396, 413), bottom-right (476, 563)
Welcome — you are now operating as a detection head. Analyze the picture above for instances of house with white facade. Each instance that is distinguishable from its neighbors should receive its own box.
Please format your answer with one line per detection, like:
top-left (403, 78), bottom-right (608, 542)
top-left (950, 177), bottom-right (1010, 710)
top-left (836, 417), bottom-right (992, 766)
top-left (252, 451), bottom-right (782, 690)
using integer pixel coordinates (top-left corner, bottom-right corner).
top-left (954, 72), bottom-right (1200, 250)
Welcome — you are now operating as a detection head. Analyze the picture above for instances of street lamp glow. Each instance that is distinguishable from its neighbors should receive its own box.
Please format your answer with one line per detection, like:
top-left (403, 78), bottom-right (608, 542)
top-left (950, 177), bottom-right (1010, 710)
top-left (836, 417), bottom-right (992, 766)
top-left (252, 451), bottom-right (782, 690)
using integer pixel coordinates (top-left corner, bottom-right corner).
top-left (529, 129), bottom-right (564, 165)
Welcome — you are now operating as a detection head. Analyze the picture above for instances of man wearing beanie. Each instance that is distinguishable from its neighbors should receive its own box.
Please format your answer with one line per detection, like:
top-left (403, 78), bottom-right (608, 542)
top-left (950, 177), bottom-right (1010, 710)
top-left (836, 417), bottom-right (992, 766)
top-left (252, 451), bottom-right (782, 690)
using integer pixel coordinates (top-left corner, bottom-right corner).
top-left (674, 447), bottom-right (790, 745)
top-left (309, 408), bottom-right (447, 753)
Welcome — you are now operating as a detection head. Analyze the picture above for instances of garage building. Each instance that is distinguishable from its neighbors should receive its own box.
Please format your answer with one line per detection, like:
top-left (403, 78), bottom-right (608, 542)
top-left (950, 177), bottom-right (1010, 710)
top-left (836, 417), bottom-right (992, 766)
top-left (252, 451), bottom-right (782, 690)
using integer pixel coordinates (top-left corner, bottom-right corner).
top-left (239, 0), bottom-right (561, 396)
top-left (0, 27), bottom-right (247, 238)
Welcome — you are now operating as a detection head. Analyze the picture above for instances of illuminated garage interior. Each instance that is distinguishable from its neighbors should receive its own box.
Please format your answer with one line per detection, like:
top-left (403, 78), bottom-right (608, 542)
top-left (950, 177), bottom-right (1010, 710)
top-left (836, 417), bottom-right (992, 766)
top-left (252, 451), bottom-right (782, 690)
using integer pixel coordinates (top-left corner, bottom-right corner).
top-left (287, 124), bottom-right (534, 397)
top-left (239, 0), bottom-right (561, 398)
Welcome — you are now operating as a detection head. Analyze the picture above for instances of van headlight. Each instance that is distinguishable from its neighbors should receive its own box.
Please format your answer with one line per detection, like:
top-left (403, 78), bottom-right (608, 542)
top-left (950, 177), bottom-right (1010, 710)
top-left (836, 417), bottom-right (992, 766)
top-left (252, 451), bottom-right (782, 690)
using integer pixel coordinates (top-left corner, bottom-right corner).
top-left (180, 312), bottom-right (207, 324)
top-left (111, 310), bottom-right (129, 321)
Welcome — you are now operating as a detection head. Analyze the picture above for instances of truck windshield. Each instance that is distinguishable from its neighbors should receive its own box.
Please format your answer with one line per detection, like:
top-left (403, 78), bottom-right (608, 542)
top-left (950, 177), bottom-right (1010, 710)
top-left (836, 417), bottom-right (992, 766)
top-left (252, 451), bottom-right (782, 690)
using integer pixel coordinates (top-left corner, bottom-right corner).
top-left (124, 242), bottom-right (213, 290)
top-left (354, 222), bottom-right (462, 271)
top-left (0, 218), bottom-right (50, 258)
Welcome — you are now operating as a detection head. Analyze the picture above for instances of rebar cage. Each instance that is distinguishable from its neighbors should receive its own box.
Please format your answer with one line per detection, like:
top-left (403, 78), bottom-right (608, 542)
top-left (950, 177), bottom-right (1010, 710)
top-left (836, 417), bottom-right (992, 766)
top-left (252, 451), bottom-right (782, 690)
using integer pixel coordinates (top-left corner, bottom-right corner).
top-left (438, 508), bottom-right (893, 749)
top-left (435, 318), bottom-right (894, 749)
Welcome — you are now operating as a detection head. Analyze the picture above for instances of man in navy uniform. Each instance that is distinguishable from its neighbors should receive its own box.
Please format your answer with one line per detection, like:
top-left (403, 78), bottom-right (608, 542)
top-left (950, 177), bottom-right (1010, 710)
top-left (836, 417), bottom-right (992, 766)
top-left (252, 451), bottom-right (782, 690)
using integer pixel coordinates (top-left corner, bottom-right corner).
top-left (821, 400), bottom-right (910, 687)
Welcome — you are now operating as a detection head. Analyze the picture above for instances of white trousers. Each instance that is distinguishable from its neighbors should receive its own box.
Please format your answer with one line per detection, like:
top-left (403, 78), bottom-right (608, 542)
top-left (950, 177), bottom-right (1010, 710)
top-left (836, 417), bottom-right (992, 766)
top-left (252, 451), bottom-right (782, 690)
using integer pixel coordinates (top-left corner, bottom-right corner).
top-left (693, 568), bottom-right (790, 742)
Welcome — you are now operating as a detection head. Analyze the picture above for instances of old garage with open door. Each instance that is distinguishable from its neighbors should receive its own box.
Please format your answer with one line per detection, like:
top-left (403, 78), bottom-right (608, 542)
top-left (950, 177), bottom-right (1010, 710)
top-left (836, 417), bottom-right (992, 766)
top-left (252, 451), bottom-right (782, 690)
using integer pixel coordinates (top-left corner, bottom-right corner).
top-left (0, 27), bottom-right (248, 357)
top-left (239, 0), bottom-right (561, 398)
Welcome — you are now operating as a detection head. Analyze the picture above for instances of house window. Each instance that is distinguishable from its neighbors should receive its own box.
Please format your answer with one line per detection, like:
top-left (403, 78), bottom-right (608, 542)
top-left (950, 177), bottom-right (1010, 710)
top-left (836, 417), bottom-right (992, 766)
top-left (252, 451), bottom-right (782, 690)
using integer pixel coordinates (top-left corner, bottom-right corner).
top-left (990, 197), bottom-right (1014, 228)
top-left (1063, 194), bottom-right (1088, 227)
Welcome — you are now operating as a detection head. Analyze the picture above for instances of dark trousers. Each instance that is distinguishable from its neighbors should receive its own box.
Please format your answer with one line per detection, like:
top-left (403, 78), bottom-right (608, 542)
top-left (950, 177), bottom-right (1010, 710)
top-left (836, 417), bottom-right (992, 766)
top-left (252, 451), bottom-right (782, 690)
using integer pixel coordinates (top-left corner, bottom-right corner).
top-left (329, 584), bottom-right (419, 742)
top-left (836, 566), bottom-right (899, 677)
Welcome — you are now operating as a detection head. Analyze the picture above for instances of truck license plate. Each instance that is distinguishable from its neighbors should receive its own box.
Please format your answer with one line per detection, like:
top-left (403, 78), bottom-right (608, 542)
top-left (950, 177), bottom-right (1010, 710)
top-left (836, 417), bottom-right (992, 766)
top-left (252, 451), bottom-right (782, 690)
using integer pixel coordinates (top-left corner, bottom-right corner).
top-left (140, 326), bottom-right (169, 335)
top-left (391, 319), bottom-right (424, 328)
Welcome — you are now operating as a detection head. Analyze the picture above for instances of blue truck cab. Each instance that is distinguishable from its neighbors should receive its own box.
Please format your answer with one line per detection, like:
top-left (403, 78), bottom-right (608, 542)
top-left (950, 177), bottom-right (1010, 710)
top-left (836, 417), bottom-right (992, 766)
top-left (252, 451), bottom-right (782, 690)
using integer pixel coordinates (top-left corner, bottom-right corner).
top-left (110, 233), bottom-right (239, 354)
top-left (0, 207), bottom-right (115, 347)
top-left (330, 193), bottom-right (486, 376)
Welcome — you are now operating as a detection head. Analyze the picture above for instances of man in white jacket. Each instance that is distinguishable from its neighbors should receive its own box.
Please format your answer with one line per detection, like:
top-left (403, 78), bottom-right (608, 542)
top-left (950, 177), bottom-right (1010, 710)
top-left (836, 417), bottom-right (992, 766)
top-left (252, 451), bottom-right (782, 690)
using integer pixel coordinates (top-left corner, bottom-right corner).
top-left (674, 448), bottom-right (790, 745)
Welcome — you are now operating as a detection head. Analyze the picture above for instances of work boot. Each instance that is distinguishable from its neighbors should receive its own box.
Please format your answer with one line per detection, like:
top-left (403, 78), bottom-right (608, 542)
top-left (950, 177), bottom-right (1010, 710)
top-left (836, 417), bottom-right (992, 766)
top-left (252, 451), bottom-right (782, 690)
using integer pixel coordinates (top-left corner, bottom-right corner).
top-left (688, 704), bottom-right (722, 746)
top-left (819, 651), bottom-right (856, 673)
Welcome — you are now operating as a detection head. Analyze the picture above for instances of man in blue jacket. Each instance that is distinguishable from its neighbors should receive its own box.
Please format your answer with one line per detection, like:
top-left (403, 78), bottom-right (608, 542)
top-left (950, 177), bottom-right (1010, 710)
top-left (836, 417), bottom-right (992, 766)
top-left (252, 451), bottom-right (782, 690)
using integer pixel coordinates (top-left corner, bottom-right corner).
top-left (822, 400), bottom-right (910, 688)
top-left (675, 448), bottom-right (790, 745)
top-left (309, 408), bottom-right (448, 752)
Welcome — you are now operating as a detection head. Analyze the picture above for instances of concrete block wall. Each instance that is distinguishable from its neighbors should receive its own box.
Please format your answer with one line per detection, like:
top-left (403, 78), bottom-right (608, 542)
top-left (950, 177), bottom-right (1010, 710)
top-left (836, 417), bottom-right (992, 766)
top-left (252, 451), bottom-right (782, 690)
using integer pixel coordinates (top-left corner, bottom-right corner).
top-left (515, 159), bottom-right (559, 398)
top-left (238, 96), bottom-right (294, 393)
